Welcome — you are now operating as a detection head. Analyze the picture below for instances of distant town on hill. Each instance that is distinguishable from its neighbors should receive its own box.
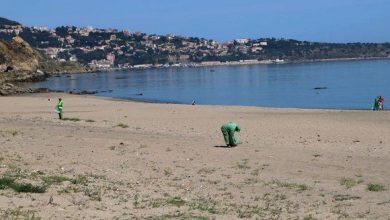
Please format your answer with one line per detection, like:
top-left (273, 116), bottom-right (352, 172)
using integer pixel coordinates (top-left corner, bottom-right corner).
top-left (1, 17), bottom-right (390, 70)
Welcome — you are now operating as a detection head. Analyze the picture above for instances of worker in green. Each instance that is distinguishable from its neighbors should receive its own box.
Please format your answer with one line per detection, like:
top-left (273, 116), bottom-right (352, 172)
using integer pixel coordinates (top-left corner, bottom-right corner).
top-left (373, 96), bottom-right (380, 111)
top-left (221, 122), bottom-right (241, 147)
top-left (55, 98), bottom-right (64, 119)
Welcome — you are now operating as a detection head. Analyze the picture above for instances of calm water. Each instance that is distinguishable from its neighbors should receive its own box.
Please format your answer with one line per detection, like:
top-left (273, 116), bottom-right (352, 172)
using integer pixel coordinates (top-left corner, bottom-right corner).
top-left (22, 59), bottom-right (390, 109)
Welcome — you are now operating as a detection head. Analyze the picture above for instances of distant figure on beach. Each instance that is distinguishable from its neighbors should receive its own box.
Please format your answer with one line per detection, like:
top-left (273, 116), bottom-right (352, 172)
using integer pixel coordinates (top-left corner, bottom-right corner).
top-left (55, 98), bottom-right (64, 119)
top-left (379, 96), bottom-right (384, 110)
top-left (221, 122), bottom-right (241, 147)
top-left (191, 100), bottom-right (196, 105)
top-left (373, 96), bottom-right (380, 111)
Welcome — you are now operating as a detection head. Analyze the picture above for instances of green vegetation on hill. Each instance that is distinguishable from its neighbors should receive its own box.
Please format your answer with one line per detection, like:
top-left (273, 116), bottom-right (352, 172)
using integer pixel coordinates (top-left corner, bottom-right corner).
top-left (35, 49), bottom-right (88, 74)
top-left (0, 17), bottom-right (21, 27)
top-left (0, 36), bottom-right (87, 84)
top-left (0, 36), bottom-right (40, 82)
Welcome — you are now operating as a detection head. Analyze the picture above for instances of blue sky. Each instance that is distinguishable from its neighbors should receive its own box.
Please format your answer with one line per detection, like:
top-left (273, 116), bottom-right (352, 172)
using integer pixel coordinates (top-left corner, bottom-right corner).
top-left (1, 0), bottom-right (389, 43)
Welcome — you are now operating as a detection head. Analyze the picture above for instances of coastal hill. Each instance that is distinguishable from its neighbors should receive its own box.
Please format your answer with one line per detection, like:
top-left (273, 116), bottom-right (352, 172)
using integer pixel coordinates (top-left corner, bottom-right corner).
top-left (0, 36), bottom-right (87, 83)
top-left (0, 33), bottom-right (87, 95)
top-left (0, 16), bottom-right (88, 86)
top-left (0, 17), bottom-right (21, 27)
top-left (0, 36), bottom-right (41, 82)
top-left (1, 17), bottom-right (390, 70)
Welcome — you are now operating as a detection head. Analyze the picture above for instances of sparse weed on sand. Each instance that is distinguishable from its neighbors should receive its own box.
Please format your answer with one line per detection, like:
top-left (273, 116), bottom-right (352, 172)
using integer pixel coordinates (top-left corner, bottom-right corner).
top-left (144, 212), bottom-right (209, 220)
top-left (0, 208), bottom-right (41, 220)
top-left (340, 177), bottom-right (364, 189)
top-left (84, 187), bottom-right (102, 201)
top-left (164, 168), bottom-right (173, 177)
top-left (331, 208), bottom-right (350, 218)
top-left (367, 183), bottom-right (386, 192)
top-left (303, 214), bottom-right (317, 220)
top-left (270, 179), bottom-right (310, 191)
top-left (236, 159), bottom-right (250, 170)
top-left (250, 168), bottom-right (260, 176)
top-left (198, 167), bottom-right (216, 175)
top-left (70, 175), bottom-right (88, 185)
top-left (116, 123), bottom-right (129, 128)
top-left (0, 171), bottom-right (87, 194)
top-left (165, 196), bottom-right (186, 207)
top-left (0, 177), bottom-right (46, 193)
top-left (333, 194), bottom-right (361, 201)
top-left (42, 175), bottom-right (70, 185)
top-left (0, 129), bottom-right (20, 137)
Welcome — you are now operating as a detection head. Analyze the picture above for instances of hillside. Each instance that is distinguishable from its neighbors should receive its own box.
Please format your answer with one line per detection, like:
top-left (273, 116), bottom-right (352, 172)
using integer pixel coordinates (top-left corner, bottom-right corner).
top-left (1, 36), bottom-right (88, 81)
top-left (1, 16), bottom-right (390, 70)
top-left (0, 35), bottom-right (88, 95)
top-left (0, 17), bottom-right (21, 27)
top-left (0, 36), bottom-right (42, 82)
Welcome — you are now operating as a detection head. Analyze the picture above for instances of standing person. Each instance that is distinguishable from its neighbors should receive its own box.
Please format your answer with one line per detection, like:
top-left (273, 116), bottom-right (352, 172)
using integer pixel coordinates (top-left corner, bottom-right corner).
top-left (373, 96), bottom-right (380, 111)
top-left (55, 98), bottom-right (64, 119)
top-left (379, 96), bottom-right (384, 110)
top-left (221, 122), bottom-right (241, 147)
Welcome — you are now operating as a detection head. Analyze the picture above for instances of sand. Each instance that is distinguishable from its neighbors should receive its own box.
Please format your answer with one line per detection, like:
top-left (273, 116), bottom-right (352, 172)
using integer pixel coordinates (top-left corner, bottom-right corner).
top-left (0, 93), bottom-right (389, 219)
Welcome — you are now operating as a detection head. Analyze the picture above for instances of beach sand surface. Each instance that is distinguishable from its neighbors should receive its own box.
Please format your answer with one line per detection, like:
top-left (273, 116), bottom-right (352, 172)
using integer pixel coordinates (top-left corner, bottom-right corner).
top-left (0, 93), bottom-right (389, 219)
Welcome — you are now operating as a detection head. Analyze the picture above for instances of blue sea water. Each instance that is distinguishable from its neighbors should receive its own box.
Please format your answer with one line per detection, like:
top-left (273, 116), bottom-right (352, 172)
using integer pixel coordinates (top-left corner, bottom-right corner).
top-left (22, 59), bottom-right (390, 109)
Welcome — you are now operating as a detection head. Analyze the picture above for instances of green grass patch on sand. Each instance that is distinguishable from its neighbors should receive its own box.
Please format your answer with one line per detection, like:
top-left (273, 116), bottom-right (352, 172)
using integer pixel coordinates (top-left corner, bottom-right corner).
top-left (42, 175), bottom-right (70, 185)
top-left (270, 179), bottom-right (309, 191)
top-left (367, 183), bottom-right (386, 192)
top-left (116, 123), bottom-right (129, 128)
top-left (145, 212), bottom-right (209, 220)
top-left (0, 129), bottom-right (19, 136)
top-left (340, 177), bottom-right (364, 189)
top-left (0, 177), bottom-right (46, 193)
top-left (334, 194), bottom-right (361, 201)
top-left (70, 175), bottom-right (88, 185)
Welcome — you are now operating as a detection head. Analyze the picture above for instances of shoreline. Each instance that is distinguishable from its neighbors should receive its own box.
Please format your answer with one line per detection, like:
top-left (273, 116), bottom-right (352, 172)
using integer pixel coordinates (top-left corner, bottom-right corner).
top-left (53, 56), bottom-right (390, 74)
top-left (15, 92), bottom-right (384, 112)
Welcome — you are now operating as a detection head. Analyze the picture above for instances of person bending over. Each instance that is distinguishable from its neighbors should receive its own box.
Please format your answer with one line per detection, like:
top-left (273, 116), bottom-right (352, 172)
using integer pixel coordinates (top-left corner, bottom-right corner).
top-left (221, 122), bottom-right (241, 147)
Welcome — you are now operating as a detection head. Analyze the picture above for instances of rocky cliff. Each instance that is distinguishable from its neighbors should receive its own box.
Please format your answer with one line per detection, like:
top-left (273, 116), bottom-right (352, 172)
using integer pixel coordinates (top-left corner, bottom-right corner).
top-left (1, 36), bottom-right (88, 83)
top-left (0, 36), bottom-right (88, 95)
top-left (0, 36), bottom-right (43, 82)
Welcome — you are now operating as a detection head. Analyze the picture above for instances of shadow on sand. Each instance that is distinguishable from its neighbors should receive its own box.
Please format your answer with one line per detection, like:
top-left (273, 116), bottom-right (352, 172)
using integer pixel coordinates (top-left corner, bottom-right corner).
top-left (214, 145), bottom-right (237, 148)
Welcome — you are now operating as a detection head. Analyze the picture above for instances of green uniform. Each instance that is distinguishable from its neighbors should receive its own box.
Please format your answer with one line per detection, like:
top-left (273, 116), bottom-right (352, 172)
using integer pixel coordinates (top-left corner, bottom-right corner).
top-left (221, 122), bottom-right (241, 146)
top-left (373, 97), bottom-right (380, 111)
top-left (56, 99), bottom-right (64, 119)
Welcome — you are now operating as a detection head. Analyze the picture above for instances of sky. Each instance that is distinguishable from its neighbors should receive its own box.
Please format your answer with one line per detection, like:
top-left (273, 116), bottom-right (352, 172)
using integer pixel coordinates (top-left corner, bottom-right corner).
top-left (1, 0), bottom-right (390, 43)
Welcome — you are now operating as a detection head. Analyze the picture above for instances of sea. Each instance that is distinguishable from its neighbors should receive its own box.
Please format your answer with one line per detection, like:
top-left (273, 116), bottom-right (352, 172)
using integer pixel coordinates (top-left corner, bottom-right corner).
top-left (20, 59), bottom-right (390, 109)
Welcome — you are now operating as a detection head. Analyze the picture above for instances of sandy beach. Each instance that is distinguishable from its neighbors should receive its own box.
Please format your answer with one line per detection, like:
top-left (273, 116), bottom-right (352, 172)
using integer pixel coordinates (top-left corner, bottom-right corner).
top-left (0, 93), bottom-right (389, 219)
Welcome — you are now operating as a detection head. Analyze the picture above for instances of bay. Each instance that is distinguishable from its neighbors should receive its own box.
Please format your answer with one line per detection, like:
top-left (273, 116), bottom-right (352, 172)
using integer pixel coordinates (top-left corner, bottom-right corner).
top-left (22, 59), bottom-right (390, 109)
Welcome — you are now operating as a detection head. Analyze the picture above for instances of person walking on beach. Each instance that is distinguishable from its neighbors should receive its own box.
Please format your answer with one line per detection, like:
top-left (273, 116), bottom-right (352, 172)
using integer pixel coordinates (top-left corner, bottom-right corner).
top-left (55, 98), bottom-right (64, 119)
top-left (221, 122), bottom-right (241, 147)
top-left (379, 95), bottom-right (384, 110)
